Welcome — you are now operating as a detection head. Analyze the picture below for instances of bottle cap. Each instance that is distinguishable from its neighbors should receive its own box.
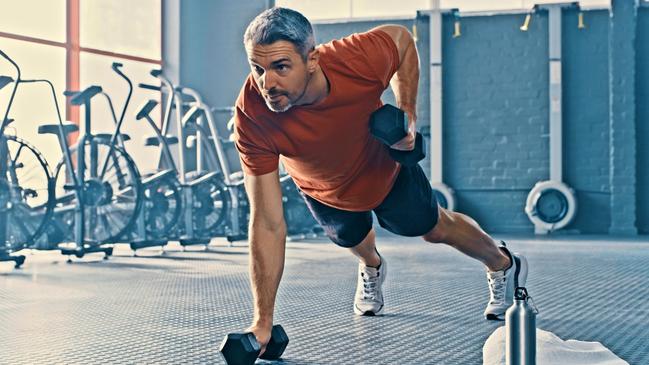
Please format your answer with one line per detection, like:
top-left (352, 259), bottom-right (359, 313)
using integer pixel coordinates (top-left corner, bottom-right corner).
top-left (515, 286), bottom-right (539, 314)
top-left (514, 287), bottom-right (529, 300)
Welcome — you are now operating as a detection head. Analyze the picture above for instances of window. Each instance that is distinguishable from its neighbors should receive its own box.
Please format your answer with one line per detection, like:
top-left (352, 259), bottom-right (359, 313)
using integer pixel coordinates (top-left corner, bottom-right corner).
top-left (77, 0), bottom-right (162, 171)
top-left (0, 0), bottom-right (66, 42)
top-left (79, 53), bottom-right (161, 172)
top-left (80, 0), bottom-right (161, 60)
top-left (0, 38), bottom-right (66, 165)
top-left (0, 0), bottom-right (161, 166)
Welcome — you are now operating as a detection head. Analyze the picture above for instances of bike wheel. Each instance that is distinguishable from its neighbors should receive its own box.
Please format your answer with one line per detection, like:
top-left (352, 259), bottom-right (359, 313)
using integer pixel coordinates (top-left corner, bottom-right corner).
top-left (189, 173), bottom-right (230, 237)
top-left (53, 139), bottom-right (142, 243)
top-left (143, 172), bottom-right (182, 239)
top-left (1, 135), bottom-right (54, 251)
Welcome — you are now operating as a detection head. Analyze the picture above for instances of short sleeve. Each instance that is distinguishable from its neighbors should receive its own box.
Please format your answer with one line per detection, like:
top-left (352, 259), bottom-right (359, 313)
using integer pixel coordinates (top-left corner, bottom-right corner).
top-left (353, 29), bottom-right (400, 88)
top-left (233, 106), bottom-right (279, 176)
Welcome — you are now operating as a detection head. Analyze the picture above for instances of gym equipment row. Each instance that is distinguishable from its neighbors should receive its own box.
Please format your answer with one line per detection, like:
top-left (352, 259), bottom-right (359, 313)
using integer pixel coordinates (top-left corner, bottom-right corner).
top-left (0, 49), bottom-right (321, 268)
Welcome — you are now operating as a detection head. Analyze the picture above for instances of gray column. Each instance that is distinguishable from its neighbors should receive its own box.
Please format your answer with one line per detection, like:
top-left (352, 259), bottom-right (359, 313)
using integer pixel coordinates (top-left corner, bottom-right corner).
top-left (162, 0), bottom-right (181, 85)
top-left (608, 0), bottom-right (638, 235)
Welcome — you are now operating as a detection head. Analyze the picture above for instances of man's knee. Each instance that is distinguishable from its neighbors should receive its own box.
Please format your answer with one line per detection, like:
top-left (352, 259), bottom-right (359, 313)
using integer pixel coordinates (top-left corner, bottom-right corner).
top-left (422, 206), bottom-right (454, 243)
top-left (331, 224), bottom-right (372, 248)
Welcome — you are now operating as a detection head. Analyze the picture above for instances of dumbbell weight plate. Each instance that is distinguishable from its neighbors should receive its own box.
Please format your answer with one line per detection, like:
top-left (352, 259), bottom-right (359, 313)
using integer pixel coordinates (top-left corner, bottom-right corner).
top-left (259, 325), bottom-right (290, 360)
top-left (219, 324), bottom-right (289, 365)
top-left (219, 332), bottom-right (261, 365)
top-left (369, 104), bottom-right (408, 145)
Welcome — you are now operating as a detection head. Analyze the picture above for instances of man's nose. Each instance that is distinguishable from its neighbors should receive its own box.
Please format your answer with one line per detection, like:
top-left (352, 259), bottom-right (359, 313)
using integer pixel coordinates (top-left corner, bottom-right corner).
top-left (261, 71), bottom-right (276, 91)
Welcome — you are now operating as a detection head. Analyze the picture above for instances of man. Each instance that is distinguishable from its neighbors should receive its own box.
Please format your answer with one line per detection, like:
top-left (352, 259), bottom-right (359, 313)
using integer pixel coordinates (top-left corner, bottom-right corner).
top-left (233, 7), bottom-right (528, 354)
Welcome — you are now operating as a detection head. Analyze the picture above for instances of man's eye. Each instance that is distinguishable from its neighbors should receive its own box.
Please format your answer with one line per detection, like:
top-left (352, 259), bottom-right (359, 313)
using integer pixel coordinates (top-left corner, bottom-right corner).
top-left (276, 65), bottom-right (288, 72)
top-left (253, 66), bottom-right (264, 75)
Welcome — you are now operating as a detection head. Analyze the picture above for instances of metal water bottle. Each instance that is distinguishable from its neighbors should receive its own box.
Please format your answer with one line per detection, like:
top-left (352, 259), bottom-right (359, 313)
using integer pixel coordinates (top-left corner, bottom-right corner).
top-left (506, 287), bottom-right (538, 365)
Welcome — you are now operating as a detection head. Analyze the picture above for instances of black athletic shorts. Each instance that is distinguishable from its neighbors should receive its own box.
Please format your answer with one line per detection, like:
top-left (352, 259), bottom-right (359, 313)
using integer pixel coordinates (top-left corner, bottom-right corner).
top-left (302, 163), bottom-right (439, 248)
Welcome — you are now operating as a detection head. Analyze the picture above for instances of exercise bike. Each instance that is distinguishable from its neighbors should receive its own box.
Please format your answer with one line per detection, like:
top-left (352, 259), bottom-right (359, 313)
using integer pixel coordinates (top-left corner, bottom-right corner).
top-left (136, 69), bottom-right (230, 248)
top-left (39, 78), bottom-right (143, 260)
top-left (98, 63), bottom-right (182, 254)
top-left (0, 49), bottom-right (55, 268)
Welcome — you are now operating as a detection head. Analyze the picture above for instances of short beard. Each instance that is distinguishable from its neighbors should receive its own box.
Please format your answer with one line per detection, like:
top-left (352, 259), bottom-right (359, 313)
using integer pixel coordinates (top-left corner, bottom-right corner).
top-left (266, 100), bottom-right (293, 113)
top-left (264, 70), bottom-right (311, 113)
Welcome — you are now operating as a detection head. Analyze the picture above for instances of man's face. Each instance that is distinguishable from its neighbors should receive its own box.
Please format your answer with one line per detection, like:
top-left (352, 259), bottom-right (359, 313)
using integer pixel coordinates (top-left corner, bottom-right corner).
top-left (246, 40), bottom-right (313, 113)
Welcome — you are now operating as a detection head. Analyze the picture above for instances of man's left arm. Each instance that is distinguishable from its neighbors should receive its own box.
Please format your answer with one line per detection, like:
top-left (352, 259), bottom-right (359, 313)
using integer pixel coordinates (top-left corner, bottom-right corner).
top-left (373, 25), bottom-right (420, 151)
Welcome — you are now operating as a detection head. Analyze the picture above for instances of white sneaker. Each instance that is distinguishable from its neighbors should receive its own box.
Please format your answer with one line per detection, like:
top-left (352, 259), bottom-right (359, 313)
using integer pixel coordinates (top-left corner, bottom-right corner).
top-left (353, 254), bottom-right (386, 316)
top-left (484, 242), bottom-right (528, 320)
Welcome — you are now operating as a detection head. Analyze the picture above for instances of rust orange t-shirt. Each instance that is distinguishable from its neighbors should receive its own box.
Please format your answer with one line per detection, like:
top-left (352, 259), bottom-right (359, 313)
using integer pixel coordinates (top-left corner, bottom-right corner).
top-left (234, 29), bottom-right (401, 212)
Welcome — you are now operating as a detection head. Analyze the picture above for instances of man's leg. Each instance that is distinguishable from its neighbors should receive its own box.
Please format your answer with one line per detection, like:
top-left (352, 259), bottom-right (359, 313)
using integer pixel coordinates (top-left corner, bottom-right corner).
top-left (348, 228), bottom-right (381, 268)
top-left (371, 164), bottom-right (510, 271)
top-left (299, 192), bottom-right (386, 315)
top-left (422, 206), bottom-right (528, 320)
top-left (369, 163), bottom-right (528, 320)
top-left (422, 206), bottom-right (510, 272)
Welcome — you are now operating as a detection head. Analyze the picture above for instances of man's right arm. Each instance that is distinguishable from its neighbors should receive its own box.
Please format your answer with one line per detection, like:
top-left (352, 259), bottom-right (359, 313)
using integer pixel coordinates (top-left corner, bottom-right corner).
top-left (243, 169), bottom-right (286, 352)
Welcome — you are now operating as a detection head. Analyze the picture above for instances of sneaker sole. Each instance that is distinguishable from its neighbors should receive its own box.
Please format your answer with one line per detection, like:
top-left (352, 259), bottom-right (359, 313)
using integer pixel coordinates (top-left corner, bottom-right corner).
top-left (354, 304), bottom-right (384, 316)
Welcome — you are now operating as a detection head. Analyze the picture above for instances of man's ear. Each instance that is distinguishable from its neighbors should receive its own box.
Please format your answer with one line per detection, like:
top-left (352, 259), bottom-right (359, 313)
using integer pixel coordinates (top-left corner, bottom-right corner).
top-left (306, 48), bottom-right (319, 73)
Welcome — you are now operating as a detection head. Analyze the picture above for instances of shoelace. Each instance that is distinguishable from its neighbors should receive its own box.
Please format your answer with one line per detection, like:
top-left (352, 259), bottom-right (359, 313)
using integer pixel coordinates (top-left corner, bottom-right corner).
top-left (487, 271), bottom-right (506, 305)
top-left (360, 271), bottom-right (380, 301)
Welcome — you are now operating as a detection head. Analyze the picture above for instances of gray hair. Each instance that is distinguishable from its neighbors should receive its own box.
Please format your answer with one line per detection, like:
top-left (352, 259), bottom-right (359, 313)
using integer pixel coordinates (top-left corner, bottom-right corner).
top-left (244, 7), bottom-right (316, 60)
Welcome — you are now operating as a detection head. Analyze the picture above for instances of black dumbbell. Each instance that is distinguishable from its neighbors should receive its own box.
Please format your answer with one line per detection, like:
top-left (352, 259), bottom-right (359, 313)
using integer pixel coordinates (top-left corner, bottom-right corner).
top-left (219, 324), bottom-right (289, 365)
top-left (369, 104), bottom-right (426, 166)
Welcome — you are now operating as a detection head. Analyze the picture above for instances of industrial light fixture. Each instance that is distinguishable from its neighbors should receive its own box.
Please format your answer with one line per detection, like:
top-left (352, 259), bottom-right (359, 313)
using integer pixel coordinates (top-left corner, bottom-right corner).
top-left (578, 11), bottom-right (586, 29)
top-left (520, 13), bottom-right (532, 31)
top-left (453, 11), bottom-right (461, 38)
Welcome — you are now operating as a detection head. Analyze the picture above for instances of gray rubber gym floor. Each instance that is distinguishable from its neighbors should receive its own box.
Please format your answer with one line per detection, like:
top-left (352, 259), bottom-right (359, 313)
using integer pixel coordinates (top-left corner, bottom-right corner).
top-left (1, 233), bottom-right (648, 365)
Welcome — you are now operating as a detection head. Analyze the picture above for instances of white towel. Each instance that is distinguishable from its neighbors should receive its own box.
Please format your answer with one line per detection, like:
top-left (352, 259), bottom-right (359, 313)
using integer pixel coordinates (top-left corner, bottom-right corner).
top-left (483, 326), bottom-right (628, 365)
